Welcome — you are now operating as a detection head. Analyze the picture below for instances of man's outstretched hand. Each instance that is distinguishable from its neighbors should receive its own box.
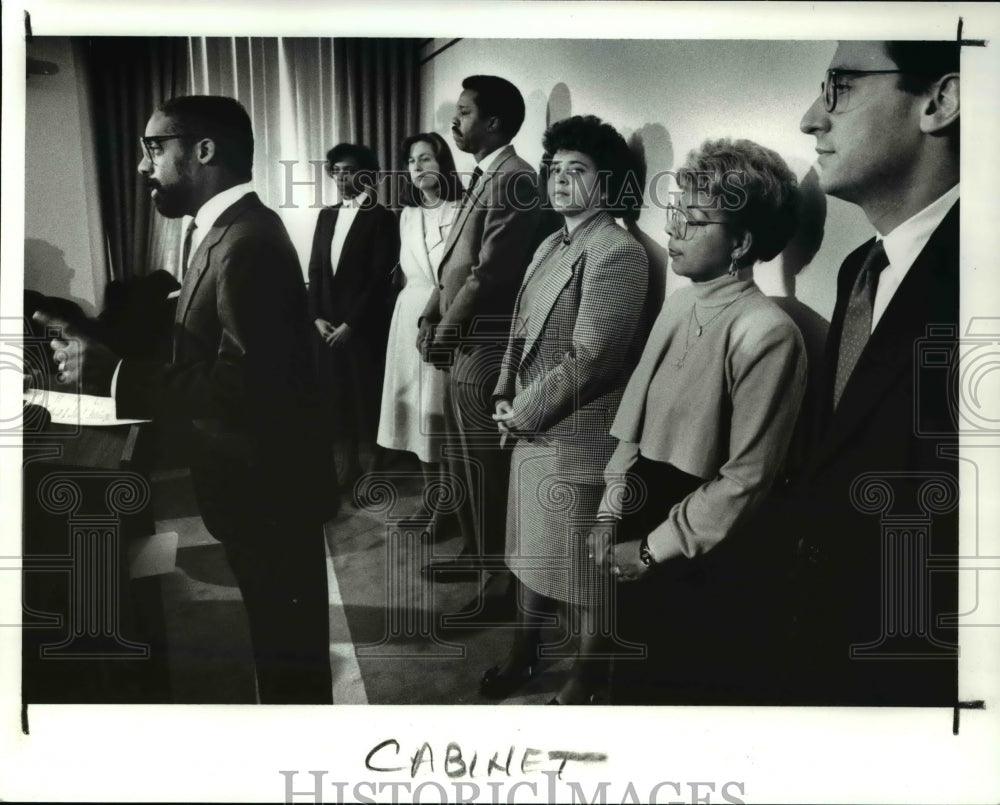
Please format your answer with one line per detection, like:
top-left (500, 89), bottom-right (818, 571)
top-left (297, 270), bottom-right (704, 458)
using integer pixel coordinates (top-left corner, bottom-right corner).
top-left (32, 310), bottom-right (121, 397)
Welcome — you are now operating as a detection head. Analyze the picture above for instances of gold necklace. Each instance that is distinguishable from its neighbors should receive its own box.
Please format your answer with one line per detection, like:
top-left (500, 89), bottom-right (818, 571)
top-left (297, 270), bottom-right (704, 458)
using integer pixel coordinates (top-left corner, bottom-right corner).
top-left (674, 292), bottom-right (746, 368)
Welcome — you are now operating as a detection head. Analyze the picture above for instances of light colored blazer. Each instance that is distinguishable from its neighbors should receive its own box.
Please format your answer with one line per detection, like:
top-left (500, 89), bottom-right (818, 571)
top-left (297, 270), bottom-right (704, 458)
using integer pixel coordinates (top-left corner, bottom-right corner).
top-left (494, 211), bottom-right (649, 441)
top-left (419, 144), bottom-right (540, 342)
top-left (398, 201), bottom-right (460, 289)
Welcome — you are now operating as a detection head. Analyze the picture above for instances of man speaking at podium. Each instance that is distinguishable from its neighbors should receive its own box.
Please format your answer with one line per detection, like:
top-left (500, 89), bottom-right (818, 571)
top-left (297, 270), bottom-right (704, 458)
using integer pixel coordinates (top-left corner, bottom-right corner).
top-left (36, 95), bottom-right (335, 704)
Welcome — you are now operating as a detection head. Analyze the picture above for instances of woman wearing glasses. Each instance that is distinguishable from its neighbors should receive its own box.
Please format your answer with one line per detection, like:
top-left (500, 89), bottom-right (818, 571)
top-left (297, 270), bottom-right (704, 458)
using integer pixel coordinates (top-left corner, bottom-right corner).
top-left (588, 138), bottom-right (807, 705)
top-left (482, 115), bottom-right (649, 705)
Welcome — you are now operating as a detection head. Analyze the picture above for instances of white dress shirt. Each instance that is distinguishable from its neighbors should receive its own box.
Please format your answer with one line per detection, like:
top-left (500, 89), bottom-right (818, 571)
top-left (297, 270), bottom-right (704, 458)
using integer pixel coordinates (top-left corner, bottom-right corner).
top-left (329, 190), bottom-right (368, 276)
top-left (872, 184), bottom-right (959, 332)
top-left (111, 183), bottom-right (255, 398)
top-left (474, 145), bottom-right (507, 178)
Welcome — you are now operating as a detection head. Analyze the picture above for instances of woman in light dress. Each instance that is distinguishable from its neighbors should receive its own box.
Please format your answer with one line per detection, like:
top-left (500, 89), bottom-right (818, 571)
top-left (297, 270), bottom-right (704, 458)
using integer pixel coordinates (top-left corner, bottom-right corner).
top-left (376, 133), bottom-right (462, 520)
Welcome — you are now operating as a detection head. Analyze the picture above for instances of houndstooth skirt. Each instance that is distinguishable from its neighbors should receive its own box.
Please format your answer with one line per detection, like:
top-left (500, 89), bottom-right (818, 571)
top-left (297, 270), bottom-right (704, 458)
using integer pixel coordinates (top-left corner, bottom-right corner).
top-left (505, 434), bottom-right (613, 605)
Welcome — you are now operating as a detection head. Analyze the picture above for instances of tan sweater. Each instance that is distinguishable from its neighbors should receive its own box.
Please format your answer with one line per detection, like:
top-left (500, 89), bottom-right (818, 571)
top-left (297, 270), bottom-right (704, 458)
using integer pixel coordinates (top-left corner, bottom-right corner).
top-left (598, 273), bottom-right (807, 563)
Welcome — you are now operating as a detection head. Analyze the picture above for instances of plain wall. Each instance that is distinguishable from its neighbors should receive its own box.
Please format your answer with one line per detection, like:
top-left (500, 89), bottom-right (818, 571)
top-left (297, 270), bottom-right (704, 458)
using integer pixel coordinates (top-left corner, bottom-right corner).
top-left (419, 38), bottom-right (874, 320)
top-left (24, 37), bottom-right (107, 316)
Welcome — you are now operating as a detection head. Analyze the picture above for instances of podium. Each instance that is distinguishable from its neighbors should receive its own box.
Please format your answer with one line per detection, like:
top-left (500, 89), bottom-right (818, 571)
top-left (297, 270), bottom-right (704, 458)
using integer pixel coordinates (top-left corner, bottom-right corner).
top-left (22, 420), bottom-right (170, 703)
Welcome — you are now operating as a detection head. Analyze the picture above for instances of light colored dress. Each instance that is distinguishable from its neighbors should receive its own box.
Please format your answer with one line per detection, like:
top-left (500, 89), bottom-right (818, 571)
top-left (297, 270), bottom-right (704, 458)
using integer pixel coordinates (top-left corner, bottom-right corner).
top-left (376, 202), bottom-right (457, 463)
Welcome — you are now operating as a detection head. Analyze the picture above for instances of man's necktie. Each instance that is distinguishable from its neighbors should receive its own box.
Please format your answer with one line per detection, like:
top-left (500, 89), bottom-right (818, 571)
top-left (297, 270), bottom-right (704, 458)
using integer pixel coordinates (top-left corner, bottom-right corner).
top-left (833, 239), bottom-right (890, 408)
top-left (464, 166), bottom-right (483, 200)
top-left (181, 220), bottom-right (198, 278)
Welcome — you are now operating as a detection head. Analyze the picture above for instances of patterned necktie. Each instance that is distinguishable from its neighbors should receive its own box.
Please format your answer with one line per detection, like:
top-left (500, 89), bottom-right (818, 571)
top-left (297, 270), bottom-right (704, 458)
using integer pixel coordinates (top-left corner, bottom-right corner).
top-left (464, 166), bottom-right (483, 201)
top-left (181, 219), bottom-right (198, 279)
top-left (833, 239), bottom-right (890, 408)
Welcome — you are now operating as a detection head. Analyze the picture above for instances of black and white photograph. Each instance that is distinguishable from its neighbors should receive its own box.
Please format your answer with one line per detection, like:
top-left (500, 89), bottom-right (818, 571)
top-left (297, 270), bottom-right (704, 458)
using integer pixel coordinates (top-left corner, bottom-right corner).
top-left (3, 1), bottom-right (1000, 802)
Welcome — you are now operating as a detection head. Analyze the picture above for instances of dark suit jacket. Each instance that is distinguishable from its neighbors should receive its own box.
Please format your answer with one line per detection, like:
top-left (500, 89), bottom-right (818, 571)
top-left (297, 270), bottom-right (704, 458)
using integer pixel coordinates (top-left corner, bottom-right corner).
top-left (307, 198), bottom-right (399, 348)
top-left (116, 192), bottom-right (335, 528)
top-left (420, 145), bottom-right (541, 353)
top-left (783, 201), bottom-right (960, 705)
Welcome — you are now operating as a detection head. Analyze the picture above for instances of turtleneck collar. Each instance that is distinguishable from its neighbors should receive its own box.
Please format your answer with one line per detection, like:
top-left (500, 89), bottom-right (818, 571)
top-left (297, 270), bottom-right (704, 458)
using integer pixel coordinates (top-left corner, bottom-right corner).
top-left (688, 271), bottom-right (756, 307)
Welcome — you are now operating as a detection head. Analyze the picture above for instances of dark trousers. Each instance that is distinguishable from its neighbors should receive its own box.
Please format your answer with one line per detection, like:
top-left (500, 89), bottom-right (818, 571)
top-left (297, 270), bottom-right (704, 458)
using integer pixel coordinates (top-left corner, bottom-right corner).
top-left (194, 468), bottom-right (333, 704)
top-left (444, 347), bottom-right (512, 576)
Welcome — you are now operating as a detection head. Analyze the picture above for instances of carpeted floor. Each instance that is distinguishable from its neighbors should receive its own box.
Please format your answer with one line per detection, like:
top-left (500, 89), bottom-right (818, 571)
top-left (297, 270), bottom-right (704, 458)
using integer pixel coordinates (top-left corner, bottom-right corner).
top-left (151, 453), bottom-right (574, 705)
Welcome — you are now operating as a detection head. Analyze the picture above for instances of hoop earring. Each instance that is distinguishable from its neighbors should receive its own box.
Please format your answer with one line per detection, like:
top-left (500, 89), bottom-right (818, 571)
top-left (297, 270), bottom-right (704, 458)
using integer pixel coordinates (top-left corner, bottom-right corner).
top-left (728, 257), bottom-right (740, 277)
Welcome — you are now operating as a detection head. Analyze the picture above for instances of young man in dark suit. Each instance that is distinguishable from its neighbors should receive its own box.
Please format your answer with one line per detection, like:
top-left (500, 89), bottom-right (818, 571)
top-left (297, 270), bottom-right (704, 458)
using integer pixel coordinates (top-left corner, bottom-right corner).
top-left (308, 143), bottom-right (399, 490)
top-left (417, 75), bottom-right (543, 618)
top-left (783, 40), bottom-right (960, 705)
top-left (38, 95), bottom-right (335, 704)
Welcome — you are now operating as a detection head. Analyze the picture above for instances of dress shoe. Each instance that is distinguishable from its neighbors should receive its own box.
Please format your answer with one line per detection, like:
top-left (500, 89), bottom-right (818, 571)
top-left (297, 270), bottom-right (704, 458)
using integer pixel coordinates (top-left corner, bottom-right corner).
top-left (479, 663), bottom-right (535, 700)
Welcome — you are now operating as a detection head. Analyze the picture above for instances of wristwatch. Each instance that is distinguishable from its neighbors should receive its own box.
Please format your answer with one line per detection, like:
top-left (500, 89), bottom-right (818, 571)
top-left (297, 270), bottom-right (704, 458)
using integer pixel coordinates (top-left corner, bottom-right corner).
top-left (638, 534), bottom-right (655, 568)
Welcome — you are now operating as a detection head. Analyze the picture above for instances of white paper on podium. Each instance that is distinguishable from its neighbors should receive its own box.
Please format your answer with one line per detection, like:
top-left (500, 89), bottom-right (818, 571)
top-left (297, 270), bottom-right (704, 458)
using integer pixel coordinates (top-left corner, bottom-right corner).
top-left (23, 389), bottom-right (151, 427)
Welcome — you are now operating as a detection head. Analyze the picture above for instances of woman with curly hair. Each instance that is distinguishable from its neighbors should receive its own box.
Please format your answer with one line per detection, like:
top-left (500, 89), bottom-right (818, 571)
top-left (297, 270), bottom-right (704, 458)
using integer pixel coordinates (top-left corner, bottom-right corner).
top-left (481, 115), bottom-right (650, 704)
top-left (588, 138), bottom-right (808, 705)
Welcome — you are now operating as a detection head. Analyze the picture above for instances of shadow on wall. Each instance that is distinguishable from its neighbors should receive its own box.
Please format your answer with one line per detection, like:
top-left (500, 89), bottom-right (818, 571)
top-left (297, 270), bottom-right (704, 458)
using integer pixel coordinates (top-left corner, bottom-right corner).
top-left (764, 166), bottom-right (830, 472)
top-left (24, 238), bottom-right (96, 318)
top-left (626, 123), bottom-right (674, 321)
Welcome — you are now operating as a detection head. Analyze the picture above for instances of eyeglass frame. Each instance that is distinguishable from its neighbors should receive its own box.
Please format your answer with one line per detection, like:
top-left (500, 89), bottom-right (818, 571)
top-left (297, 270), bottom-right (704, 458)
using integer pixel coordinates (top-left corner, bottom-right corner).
top-left (139, 134), bottom-right (200, 162)
top-left (664, 203), bottom-right (728, 241)
top-left (820, 69), bottom-right (908, 113)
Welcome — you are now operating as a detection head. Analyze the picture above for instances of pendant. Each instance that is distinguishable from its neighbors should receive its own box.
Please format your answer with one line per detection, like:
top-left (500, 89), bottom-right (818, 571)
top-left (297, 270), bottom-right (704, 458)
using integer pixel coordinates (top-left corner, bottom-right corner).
top-left (696, 326), bottom-right (703, 337)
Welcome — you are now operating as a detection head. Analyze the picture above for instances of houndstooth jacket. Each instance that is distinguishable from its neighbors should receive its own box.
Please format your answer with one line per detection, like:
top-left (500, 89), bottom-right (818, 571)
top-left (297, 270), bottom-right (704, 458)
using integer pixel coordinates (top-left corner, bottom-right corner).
top-left (493, 211), bottom-right (650, 447)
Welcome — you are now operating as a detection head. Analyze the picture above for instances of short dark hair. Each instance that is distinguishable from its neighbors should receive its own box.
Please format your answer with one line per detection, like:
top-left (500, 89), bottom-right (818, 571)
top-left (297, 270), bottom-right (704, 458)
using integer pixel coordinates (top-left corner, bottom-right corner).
top-left (678, 138), bottom-right (799, 266)
top-left (158, 95), bottom-right (254, 181)
top-left (400, 132), bottom-right (462, 206)
top-left (462, 75), bottom-right (525, 138)
top-left (541, 115), bottom-right (642, 221)
top-left (326, 142), bottom-right (380, 173)
top-left (326, 142), bottom-right (380, 190)
top-left (885, 40), bottom-right (960, 94)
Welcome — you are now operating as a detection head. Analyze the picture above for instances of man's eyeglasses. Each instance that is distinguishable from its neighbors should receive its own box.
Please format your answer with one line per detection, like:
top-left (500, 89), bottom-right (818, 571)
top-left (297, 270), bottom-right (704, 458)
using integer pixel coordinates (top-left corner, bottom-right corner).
top-left (664, 204), bottom-right (726, 241)
top-left (821, 69), bottom-right (906, 113)
top-left (139, 134), bottom-right (198, 162)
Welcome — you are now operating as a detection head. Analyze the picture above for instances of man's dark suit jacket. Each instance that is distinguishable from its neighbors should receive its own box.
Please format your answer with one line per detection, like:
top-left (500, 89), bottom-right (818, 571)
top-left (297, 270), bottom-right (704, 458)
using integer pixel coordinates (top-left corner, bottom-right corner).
top-left (115, 191), bottom-right (335, 703)
top-left (307, 198), bottom-right (399, 351)
top-left (116, 191), bottom-right (335, 530)
top-left (781, 202), bottom-right (960, 706)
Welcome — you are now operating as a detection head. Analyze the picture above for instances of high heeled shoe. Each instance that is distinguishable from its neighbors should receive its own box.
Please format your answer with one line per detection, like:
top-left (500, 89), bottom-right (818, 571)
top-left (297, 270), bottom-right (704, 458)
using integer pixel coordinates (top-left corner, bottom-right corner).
top-left (479, 663), bottom-right (535, 700)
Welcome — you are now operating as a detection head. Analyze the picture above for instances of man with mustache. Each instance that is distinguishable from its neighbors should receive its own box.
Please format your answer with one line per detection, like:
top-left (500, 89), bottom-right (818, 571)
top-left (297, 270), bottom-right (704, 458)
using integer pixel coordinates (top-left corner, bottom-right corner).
top-left (417, 75), bottom-right (542, 619)
top-left (37, 95), bottom-right (335, 704)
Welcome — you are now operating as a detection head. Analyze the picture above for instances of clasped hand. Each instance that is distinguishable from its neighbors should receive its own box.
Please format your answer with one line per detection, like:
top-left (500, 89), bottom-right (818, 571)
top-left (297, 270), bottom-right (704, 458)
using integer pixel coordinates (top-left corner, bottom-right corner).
top-left (585, 524), bottom-right (649, 583)
top-left (315, 318), bottom-right (351, 347)
top-left (416, 320), bottom-right (454, 369)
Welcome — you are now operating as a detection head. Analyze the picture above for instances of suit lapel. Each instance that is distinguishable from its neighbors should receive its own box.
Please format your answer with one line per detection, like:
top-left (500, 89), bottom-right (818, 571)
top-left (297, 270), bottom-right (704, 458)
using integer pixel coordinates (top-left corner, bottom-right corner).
top-left (405, 206), bottom-right (435, 281)
top-left (438, 145), bottom-right (515, 272)
top-left (517, 213), bottom-right (612, 367)
top-left (811, 203), bottom-right (959, 471)
top-left (517, 237), bottom-right (575, 366)
top-left (337, 203), bottom-right (370, 275)
top-left (177, 192), bottom-right (259, 323)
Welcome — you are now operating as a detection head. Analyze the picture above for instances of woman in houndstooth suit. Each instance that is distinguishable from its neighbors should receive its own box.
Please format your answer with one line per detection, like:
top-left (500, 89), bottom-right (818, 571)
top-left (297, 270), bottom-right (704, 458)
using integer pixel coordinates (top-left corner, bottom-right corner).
top-left (483, 116), bottom-right (650, 704)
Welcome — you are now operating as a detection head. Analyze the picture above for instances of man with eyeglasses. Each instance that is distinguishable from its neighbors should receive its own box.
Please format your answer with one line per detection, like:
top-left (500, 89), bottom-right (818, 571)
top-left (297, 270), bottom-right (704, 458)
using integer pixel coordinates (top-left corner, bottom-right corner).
top-left (36, 95), bottom-right (335, 704)
top-left (775, 41), bottom-right (960, 706)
